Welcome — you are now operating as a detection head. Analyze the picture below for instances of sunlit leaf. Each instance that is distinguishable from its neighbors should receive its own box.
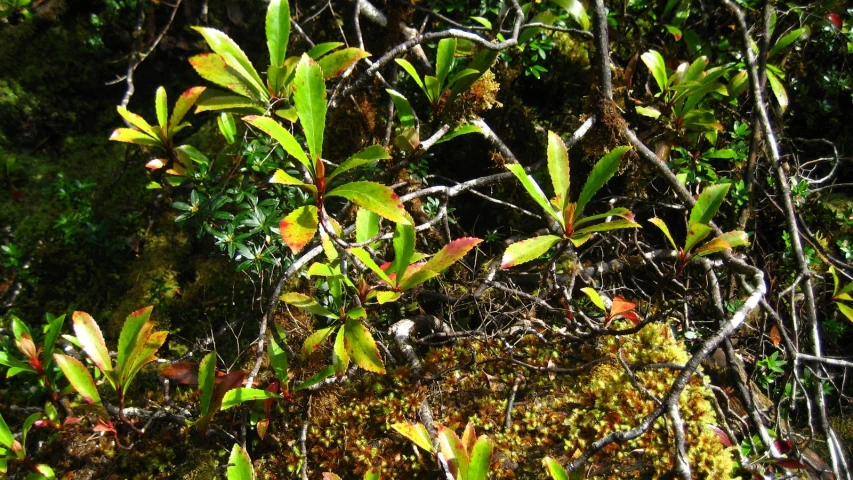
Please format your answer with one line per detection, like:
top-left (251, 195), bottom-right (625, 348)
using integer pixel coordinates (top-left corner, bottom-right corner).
top-left (189, 54), bottom-right (254, 98)
top-left (641, 50), bottom-right (668, 93)
top-left (326, 181), bottom-right (411, 225)
top-left (171, 86), bottom-right (206, 128)
top-left (266, 0), bottom-right (290, 67)
top-left (327, 145), bottom-right (391, 181)
top-left (690, 183), bottom-right (730, 224)
top-left (552, 0), bottom-right (590, 30)
top-left (573, 219), bottom-right (640, 235)
top-left (294, 54), bottom-right (327, 162)
top-left (438, 425), bottom-right (469, 479)
top-left (392, 223), bottom-right (416, 283)
top-left (684, 222), bottom-right (713, 253)
top-left (302, 327), bottom-right (336, 358)
top-left (505, 163), bottom-right (561, 225)
top-left (421, 237), bottom-right (482, 274)
top-left (435, 38), bottom-right (456, 86)
top-left (547, 131), bottom-right (570, 210)
top-left (355, 209), bottom-right (380, 244)
top-left (837, 302), bottom-right (853, 324)
top-left (227, 443), bottom-right (254, 480)
top-left (377, 291), bottom-right (403, 304)
top-left (575, 146), bottom-right (631, 220)
top-left (281, 292), bottom-right (338, 319)
top-left (317, 48), bottom-right (371, 79)
top-left (221, 387), bottom-right (280, 410)
top-left (270, 169), bottom-right (317, 193)
top-left (543, 456), bottom-right (569, 480)
top-left (307, 42), bottom-right (343, 59)
top-left (192, 27), bottom-right (267, 100)
top-left (395, 58), bottom-right (426, 95)
top-left (500, 235), bottom-right (562, 269)
top-left (72, 311), bottom-right (113, 378)
top-left (468, 435), bottom-right (494, 480)
top-left (109, 128), bottom-right (161, 147)
top-left (198, 351), bottom-right (216, 416)
top-left (279, 205), bottom-right (319, 253)
top-left (343, 318), bottom-right (385, 373)
top-left (581, 288), bottom-right (606, 312)
top-left (386, 89), bottom-right (416, 130)
top-left (769, 28), bottom-right (805, 58)
top-left (392, 422), bottom-right (434, 453)
top-left (243, 116), bottom-right (311, 170)
top-left (766, 69), bottom-right (788, 112)
top-left (54, 354), bottom-right (101, 405)
top-left (155, 86), bottom-right (168, 129)
top-left (648, 217), bottom-right (677, 250)
top-left (269, 333), bottom-right (289, 390)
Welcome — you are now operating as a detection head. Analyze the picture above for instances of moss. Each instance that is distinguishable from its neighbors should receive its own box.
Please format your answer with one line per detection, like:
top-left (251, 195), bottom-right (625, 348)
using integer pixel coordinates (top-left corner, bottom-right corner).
top-left (285, 322), bottom-right (734, 479)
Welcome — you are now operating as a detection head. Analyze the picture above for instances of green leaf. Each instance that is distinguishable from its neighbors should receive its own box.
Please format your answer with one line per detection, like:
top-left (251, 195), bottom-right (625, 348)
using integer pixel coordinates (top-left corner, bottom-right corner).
top-left (170, 86), bottom-right (206, 128)
top-left (581, 288), bottom-right (607, 312)
top-left (218, 113), bottom-right (237, 144)
top-left (195, 94), bottom-right (265, 114)
top-left (227, 443), bottom-right (254, 480)
top-left (281, 292), bottom-right (339, 319)
top-left (468, 435), bottom-right (494, 480)
top-left (192, 27), bottom-right (266, 100)
top-left (347, 307), bottom-right (367, 320)
top-left (294, 54), bottom-right (327, 162)
top-left (109, 128), bottom-right (161, 147)
top-left (684, 222), bottom-right (713, 253)
top-left (505, 163), bottom-right (561, 225)
top-left (54, 354), bottom-right (101, 405)
top-left (434, 124), bottom-right (481, 145)
top-left (837, 302), bottom-right (853, 324)
top-left (155, 87), bottom-right (168, 129)
top-left (376, 291), bottom-right (402, 304)
top-left (0, 412), bottom-right (15, 450)
top-left (398, 268), bottom-right (439, 291)
top-left (317, 48), bottom-right (371, 80)
top-left (198, 351), bottom-right (217, 416)
top-left (438, 425), bottom-right (469, 479)
top-left (269, 334), bottom-right (289, 390)
top-left (694, 237), bottom-right (732, 256)
top-left (421, 237), bottom-right (482, 274)
top-left (424, 75), bottom-right (441, 105)
top-left (302, 327), bottom-right (336, 358)
top-left (270, 169), bottom-right (316, 193)
top-left (116, 106), bottom-right (161, 141)
top-left (328, 145), bottom-right (391, 181)
top-left (635, 106), bottom-right (662, 118)
top-left (392, 223), bottom-right (416, 284)
top-left (547, 131), bottom-right (570, 210)
top-left (575, 146), bottom-right (631, 219)
top-left (121, 330), bottom-right (167, 397)
top-left (435, 38), bottom-right (456, 86)
top-left (690, 183), bottom-right (730, 224)
top-left (573, 207), bottom-right (634, 229)
top-left (279, 205), bottom-right (319, 253)
top-left (649, 218), bottom-right (678, 250)
top-left (769, 28), bottom-right (804, 58)
top-left (395, 58), bottom-right (427, 95)
top-left (72, 311), bottom-right (113, 379)
top-left (294, 365), bottom-right (335, 391)
top-left (343, 318), bottom-right (385, 374)
top-left (243, 115), bottom-right (311, 170)
top-left (355, 209), bottom-right (380, 243)
top-left (641, 50), bottom-right (668, 93)
top-left (573, 219), bottom-right (640, 235)
top-left (543, 456), bottom-right (569, 480)
top-left (766, 69), bottom-right (788, 112)
top-left (392, 422), bottom-right (434, 453)
top-left (266, 0), bottom-right (290, 67)
top-left (551, 0), bottom-right (590, 30)
top-left (190, 54), bottom-right (254, 98)
top-left (500, 235), bottom-right (562, 269)
top-left (326, 181), bottom-right (411, 225)
top-left (332, 326), bottom-right (349, 376)
top-left (386, 89), bottom-right (416, 130)
top-left (40, 314), bottom-right (64, 370)
top-left (221, 387), bottom-right (280, 410)
top-left (116, 306), bottom-right (151, 378)
top-left (308, 42), bottom-right (343, 59)
top-left (363, 468), bottom-right (380, 480)
top-left (348, 248), bottom-right (393, 284)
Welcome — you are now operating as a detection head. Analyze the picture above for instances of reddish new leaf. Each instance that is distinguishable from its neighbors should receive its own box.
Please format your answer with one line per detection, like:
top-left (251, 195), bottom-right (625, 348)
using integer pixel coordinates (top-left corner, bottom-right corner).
top-left (706, 424), bottom-right (733, 447)
top-left (160, 361), bottom-right (200, 385)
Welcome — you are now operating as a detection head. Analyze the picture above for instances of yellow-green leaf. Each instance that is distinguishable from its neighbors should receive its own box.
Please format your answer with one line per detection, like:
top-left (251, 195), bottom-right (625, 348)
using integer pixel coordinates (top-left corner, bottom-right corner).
top-left (326, 181), bottom-right (411, 225)
top-left (294, 54), bottom-right (327, 162)
top-left (547, 131), bottom-right (570, 210)
top-left (391, 422), bottom-right (434, 453)
top-left (54, 354), bottom-right (101, 405)
top-left (227, 443), bottom-right (254, 480)
top-left (266, 0), bottom-right (290, 67)
top-left (72, 311), bottom-right (113, 378)
top-left (317, 48), bottom-right (370, 80)
top-left (281, 292), bottom-right (338, 319)
top-left (302, 327), bottom-right (336, 357)
top-left (343, 318), bottom-right (385, 374)
top-left (500, 235), bottom-right (562, 269)
top-left (648, 217), bottom-right (677, 250)
top-left (581, 288), bottom-right (607, 312)
top-left (243, 116), bottom-right (311, 170)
